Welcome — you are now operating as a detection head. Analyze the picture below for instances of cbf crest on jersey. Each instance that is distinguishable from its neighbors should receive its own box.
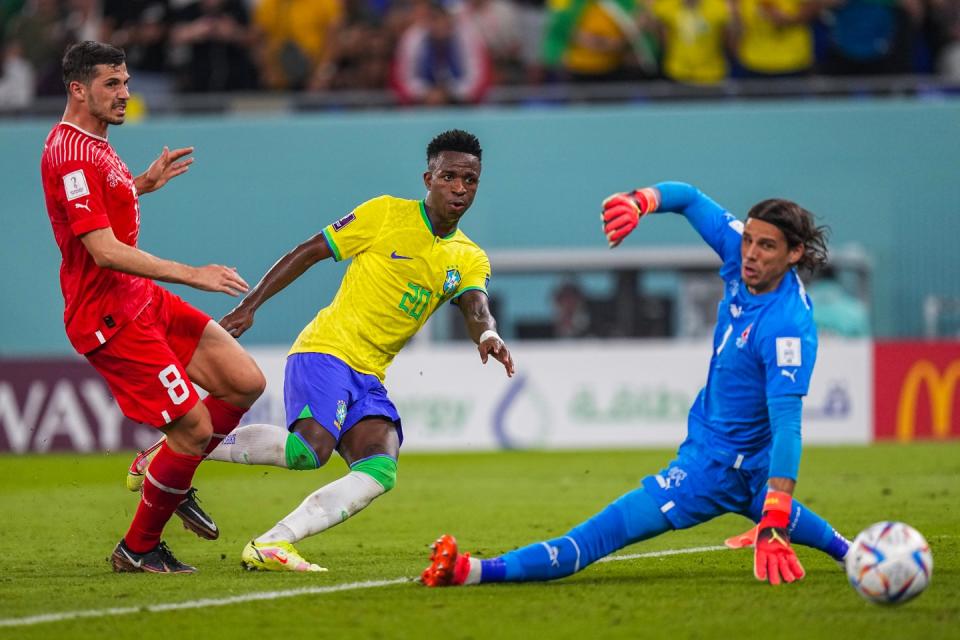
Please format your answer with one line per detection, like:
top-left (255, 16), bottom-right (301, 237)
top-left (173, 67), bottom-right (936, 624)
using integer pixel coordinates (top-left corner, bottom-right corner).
top-left (442, 268), bottom-right (462, 297)
top-left (334, 399), bottom-right (347, 431)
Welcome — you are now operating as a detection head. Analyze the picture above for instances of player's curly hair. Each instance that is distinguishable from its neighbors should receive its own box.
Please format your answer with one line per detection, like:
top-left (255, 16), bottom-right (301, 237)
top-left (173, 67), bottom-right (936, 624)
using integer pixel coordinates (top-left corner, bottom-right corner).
top-left (426, 130), bottom-right (482, 164)
top-left (62, 41), bottom-right (126, 89)
top-left (747, 199), bottom-right (830, 274)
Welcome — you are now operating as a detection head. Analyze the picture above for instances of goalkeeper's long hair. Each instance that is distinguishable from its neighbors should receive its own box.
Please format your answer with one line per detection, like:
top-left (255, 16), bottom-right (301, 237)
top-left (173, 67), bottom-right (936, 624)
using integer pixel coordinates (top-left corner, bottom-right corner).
top-left (747, 199), bottom-right (830, 274)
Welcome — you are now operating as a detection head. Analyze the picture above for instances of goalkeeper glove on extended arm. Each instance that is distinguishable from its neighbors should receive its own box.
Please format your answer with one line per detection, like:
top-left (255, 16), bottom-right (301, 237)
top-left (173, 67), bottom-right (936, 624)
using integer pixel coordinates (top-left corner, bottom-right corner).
top-left (754, 490), bottom-right (805, 585)
top-left (601, 187), bottom-right (660, 248)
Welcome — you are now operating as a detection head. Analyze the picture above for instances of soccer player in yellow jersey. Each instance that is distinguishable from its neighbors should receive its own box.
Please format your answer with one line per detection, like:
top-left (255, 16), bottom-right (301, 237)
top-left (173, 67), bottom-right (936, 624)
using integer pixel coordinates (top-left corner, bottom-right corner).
top-left (209, 129), bottom-right (514, 571)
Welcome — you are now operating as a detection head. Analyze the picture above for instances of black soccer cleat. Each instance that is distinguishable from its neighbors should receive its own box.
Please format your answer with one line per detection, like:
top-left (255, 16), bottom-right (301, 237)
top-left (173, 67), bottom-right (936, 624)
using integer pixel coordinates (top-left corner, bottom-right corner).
top-left (111, 540), bottom-right (196, 574)
top-left (175, 487), bottom-right (220, 540)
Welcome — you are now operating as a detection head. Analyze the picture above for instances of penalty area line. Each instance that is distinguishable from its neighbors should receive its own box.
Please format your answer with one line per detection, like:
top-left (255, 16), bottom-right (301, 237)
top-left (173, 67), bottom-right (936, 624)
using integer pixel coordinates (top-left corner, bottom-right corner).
top-left (599, 545), bottom-right (729, 563)
top-left (0, 546), bottom-right (729, 628)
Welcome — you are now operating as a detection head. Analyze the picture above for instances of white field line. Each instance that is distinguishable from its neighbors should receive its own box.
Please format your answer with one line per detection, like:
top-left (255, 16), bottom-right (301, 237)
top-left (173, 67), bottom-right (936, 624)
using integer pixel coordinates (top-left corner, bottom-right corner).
top-left (598, 544), bottom-right (729, 562)
top-left (0, 546), bottom-right (729, 628)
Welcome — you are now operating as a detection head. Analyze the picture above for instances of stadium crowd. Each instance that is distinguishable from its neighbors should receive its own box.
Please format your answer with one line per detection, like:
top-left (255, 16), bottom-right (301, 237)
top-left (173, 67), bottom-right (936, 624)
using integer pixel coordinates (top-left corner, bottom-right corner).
top-left (2, 0), bottom-right (960, 108)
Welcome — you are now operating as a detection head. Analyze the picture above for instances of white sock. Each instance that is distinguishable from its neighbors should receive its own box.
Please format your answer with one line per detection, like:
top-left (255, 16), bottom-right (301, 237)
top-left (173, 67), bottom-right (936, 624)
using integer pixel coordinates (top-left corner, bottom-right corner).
top-left (256, 471), bottom-right (386, 543)
top-left (205, 423), bottom-right (290, 467)
top-left (464, 557), bottom-right (482, 585)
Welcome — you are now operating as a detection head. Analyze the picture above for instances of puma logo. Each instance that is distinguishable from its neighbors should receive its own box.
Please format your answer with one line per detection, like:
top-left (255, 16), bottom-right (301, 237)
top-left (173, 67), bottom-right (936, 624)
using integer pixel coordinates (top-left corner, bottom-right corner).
top-left (74, 201), bottom-right (91, 212)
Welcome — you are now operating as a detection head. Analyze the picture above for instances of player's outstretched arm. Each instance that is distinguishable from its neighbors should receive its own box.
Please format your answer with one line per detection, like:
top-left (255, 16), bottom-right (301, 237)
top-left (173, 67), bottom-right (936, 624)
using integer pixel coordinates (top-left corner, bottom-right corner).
top-left (81, 227), bottom-right (248, 295)
top-left (220, 232), bottom-right (334, 338)
top-left (134, 146), bottom-right (194, 195)
top-left (457, 290), bottom-right (515, 377)
top-left (601, 187), bottom-right (661, 248)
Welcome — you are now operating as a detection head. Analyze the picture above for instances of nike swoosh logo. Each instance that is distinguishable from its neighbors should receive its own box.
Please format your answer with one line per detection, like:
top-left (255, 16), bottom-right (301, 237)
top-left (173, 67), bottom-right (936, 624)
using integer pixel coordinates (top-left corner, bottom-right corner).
top-left (121, 548), bottom-right (143, 568)
top-left (189, 510), bottom-right (218, 531)
top-left (390, 251), bottom-right (412, 260)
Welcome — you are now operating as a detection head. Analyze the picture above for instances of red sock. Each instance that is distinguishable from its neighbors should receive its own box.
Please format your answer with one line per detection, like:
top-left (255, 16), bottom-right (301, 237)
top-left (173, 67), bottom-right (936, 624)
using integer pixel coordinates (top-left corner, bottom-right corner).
top-left (202, 395), bottom-right (248, 456)
top-left (124, 442), bottom-right (202, 553)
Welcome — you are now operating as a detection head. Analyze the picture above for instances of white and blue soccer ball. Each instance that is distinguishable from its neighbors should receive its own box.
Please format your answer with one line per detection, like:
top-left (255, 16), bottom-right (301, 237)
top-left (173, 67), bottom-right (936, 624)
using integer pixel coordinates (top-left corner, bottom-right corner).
top-left (845, 521), bottom-right (933, 605)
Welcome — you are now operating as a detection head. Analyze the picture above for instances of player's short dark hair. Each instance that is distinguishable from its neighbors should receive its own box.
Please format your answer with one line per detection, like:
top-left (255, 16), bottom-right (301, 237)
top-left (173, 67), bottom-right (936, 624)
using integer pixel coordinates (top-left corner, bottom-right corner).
top-left (426, 130), bottom-right (482, 164)
top-left (62, 41), bottom-right (126, 89)
top-left (747, 199), bottom-right (830, 273)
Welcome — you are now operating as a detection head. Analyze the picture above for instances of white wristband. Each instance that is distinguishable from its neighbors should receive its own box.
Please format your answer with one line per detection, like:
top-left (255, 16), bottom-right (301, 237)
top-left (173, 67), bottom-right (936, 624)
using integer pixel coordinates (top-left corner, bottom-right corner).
top-left (478, 329), bottom-right (502, 345)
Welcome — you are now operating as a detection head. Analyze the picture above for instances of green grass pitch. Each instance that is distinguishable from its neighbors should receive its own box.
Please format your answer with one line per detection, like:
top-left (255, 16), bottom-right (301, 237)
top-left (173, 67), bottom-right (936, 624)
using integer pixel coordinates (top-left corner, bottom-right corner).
top-left (0, 443), bottom-right (957, 639)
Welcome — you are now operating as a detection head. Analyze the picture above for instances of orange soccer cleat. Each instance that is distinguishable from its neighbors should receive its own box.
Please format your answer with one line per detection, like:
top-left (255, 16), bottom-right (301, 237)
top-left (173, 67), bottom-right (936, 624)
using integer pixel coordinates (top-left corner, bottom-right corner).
top-left (420, 534), bottom-right (471, 587)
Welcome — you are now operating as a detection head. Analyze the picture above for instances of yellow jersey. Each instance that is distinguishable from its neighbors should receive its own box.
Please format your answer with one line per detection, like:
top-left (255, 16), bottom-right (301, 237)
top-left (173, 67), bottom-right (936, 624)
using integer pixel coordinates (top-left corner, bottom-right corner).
top-left (737, 0), bottom-right (813, 74)
top-left (290, 195), bottom-right (491, 380)
top-left (652, 0), bottom-right (731, 85)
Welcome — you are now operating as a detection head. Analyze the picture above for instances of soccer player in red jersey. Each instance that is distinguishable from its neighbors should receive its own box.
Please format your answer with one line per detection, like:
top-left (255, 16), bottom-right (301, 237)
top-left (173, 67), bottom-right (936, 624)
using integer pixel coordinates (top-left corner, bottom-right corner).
top-left (40, 41), bottom-right (266, 574)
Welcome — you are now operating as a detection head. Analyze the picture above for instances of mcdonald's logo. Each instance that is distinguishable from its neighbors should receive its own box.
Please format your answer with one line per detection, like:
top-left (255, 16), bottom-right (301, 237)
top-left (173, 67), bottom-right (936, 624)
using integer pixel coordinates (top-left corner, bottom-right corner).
top-left (875, 343), bottom-right (960, 442)
top-left (896, 360), bottom-right (960, 441)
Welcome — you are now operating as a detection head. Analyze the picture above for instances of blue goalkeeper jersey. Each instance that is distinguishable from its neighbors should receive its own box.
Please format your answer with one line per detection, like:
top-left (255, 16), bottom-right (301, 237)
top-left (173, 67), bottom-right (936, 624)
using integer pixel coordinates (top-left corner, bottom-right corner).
top-left (655, 182), bottom-right (817, 472)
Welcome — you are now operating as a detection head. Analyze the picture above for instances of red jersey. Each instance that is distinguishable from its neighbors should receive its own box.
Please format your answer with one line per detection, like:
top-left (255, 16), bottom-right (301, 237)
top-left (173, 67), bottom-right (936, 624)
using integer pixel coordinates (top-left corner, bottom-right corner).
top-left (41, 122), bottom-right (154, 354)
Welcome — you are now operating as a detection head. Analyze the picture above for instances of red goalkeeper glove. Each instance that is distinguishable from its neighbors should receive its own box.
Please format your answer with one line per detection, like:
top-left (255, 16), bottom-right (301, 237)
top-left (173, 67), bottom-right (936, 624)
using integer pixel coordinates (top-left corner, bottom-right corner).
top-left (753, 490), bottom-right (805, 585)
top-left (724, 525), bottom-right (758, 549)
top-left (601, 187), bottom-right (660, 248)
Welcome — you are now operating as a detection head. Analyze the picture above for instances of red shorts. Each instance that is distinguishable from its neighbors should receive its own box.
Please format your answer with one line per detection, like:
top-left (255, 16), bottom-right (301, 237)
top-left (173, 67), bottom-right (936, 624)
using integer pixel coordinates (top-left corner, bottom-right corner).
top-left (86, 287), bottom-right (211, 428)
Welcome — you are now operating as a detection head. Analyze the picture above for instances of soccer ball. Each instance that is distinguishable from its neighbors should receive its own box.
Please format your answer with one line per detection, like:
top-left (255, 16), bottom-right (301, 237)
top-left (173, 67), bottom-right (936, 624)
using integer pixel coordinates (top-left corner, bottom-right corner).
top-left (845, 521), bottom-right (933, 605)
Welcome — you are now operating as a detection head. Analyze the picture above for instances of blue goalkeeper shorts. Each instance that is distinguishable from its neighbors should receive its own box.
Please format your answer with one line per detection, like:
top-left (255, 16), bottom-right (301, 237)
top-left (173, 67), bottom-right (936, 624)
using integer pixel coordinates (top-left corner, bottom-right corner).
top-left (640, 442), bottom-right (768, 530)
top-left (284, 352), bottom-right (403, 445)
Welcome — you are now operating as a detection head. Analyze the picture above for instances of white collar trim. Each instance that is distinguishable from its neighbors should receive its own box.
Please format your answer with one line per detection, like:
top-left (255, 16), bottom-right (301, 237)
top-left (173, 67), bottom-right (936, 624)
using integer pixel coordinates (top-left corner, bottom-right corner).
top-left (60, 120), bottom-right (108, 142)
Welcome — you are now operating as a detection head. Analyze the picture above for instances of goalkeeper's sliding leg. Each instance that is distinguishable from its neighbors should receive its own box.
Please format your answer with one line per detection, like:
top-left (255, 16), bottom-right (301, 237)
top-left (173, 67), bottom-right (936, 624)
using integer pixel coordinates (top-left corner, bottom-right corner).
top-left (421, 486), bottom-right (851, 587)
top-left (422, 487), bottom-right (672, 586)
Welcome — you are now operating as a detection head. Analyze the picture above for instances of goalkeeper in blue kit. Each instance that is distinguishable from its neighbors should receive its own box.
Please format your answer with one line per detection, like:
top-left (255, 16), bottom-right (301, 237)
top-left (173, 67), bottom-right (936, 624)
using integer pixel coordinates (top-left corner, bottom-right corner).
top-left (421, 182), bottom-right (851, 587)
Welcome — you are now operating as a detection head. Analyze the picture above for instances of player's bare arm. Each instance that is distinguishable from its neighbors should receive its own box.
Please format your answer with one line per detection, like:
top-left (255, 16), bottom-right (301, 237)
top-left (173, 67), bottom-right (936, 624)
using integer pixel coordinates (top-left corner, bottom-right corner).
top-left (457, 289), bottom-right (515, 377)
top-left (80, 227), bottom-right (248, 295)
top-left (220, 232), bottom-right (334, 338)
top-left (135, 146), bottom-right (195, 195)
top-left (768, 477), bottom-right (796, 495)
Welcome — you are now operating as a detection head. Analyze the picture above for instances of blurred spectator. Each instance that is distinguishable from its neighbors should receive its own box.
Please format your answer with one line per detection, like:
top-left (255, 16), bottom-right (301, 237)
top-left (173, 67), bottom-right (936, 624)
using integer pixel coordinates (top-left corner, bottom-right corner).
top-left (552, 280), bottom-right (592, 338)
top-left (253, 0), bottom-right (344, 91)
top-left (819, 0), bottom-right (924, 75)
top-left (514, 0), bottom-right (549, 82)
top-left (6, 0), bottom-right (68, 96)
top-left (391, 0), bottom-right (491, 104)
top-left (64, 0), bottom-right (105, 43)
top-left (807, 266), bottom-right (870, 337)
top-left (326, 0), bottom-right (394, 90)
top-left (453, 0), bottom-right (525, 83)
top-left (0, 38), bottom-right (34, 108)
top-left (542, 0), bottom-right (658, 81)
top-left (169, 0), bottom-right (258, 92)
top-left (735, 0), bottom-right (821, 77)
top-left (649, 0), bottom-right (738, 84)
top-left (930, 0), bottom-right (960, 78)
top-left (102, 0), bottom-right (174, 103)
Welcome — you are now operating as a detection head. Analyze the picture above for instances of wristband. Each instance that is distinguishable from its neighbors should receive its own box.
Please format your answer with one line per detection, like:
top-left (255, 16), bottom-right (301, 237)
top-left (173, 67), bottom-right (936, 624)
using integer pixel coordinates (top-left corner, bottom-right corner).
top-left (478, 329), bottom-right (501, 345)
top-left (632, 187), bottom-right (661, 215)
top-left (760, 490), bottom-right (792, 529)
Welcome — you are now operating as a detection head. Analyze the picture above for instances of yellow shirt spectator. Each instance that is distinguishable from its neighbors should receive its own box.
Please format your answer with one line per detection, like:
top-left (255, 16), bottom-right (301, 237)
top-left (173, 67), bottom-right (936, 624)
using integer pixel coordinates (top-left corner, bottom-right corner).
top-left (737, 0), bottom-right (814, 74)
top-left (254, 0), bottom-right (344, 89)
top-left (652, 0), bottom-right (732, 84)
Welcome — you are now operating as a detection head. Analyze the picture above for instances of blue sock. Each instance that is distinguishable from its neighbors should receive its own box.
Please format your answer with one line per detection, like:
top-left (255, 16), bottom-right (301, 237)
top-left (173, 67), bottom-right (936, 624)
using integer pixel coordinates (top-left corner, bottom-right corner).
top-left (484, 487), bottom-right (671, 583)
top-left (746, 494), bottom-right (850, 561)
top-left (788, 499), bottom-right (851, 560)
